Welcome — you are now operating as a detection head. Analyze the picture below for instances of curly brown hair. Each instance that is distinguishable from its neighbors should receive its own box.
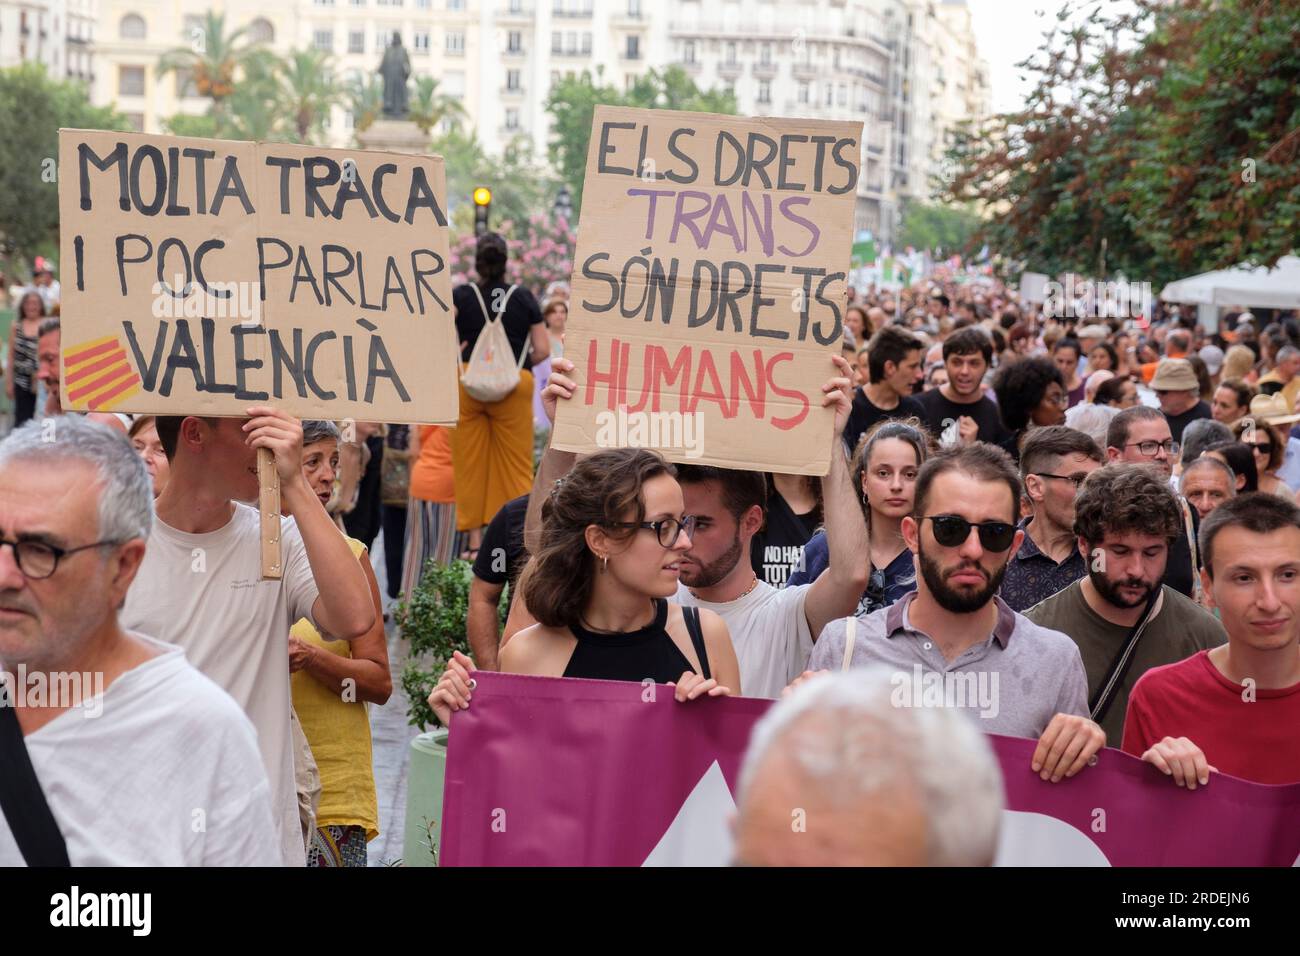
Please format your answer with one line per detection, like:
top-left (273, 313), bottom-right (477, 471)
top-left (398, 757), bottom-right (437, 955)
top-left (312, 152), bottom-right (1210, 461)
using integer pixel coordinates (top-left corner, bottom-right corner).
top-left (1072, 463), bottom-right (1182, 546)
top-left (522, 448), bottom-right (676, 631)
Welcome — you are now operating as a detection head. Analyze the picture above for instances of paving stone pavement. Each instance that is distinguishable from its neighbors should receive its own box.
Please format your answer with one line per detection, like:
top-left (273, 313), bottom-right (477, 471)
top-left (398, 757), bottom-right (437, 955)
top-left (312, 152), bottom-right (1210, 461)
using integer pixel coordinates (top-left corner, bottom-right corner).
top-left (366, 529), bottom-right (422, 867)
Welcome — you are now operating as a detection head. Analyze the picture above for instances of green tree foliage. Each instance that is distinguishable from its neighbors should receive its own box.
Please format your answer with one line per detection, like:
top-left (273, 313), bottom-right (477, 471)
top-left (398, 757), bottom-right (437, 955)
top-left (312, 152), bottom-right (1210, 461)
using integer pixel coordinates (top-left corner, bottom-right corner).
top-left (277, 48), bottom-right (343, 143)
top-left (545, 66), bottom-right (737, 212)
top-left (946, 0), bottom-right (1300, 285)
top-left (409, 75), bottom-right (466, 137)
top-left (0, 64), bottom-right (125, 262)
top-left (898, 202), bottom-right (984, 256)
top-left (157, 11), bottom-right (263, 128)
top-left (432, 129), bottom-right (555, 232)
top-left (346, 74), bottom-right (384, 135)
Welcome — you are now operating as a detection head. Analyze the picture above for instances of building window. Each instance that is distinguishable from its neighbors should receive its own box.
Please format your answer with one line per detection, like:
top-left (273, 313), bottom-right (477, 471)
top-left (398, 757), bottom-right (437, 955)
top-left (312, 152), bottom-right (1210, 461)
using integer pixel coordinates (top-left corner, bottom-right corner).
top-left (119, 13), bottom-right (146, 40)
top-left (581, 32), bottom-right (591, 54)
top-left (314, 0), bottom-right (335, 6)
top-left (350, 0), bottom-right (365, 5)
top-left (313, 30), bottom-right (333, 52)
top-left (798, 81), bottom-right (809, 104)
top-left (505, 108), bottom-right (519, 130)
top-left (683, 39), bottom-right (695, 64)
top-left (118, 65), bottom-right (145, 96)
top-left (446, 31), bottom-right (464, 54)
top-left (348, 30), bottom-right (365, 53)
top-left (758, 79), bottom-right (771, 104)
top-left (629, 0), bottom-right (641, 15)
top-left (508, 31), bottom-right (522, 53)
top-left (414, 31), bottom-right (430, 53)
top-left (833, 47), bottom-right (840, 69)
top-left (725, 41), bottom-right (736, 65)
top-left (416, 0), bottom-right (430, 6)
top-left (760, 42), bottom-right (771, 66)
top-left (506, 69), bottom-right (520, 90)
top-left (448, 0), bottom-right (464, 9)
top-left (824, 83), bottom-right (833, 106)
top-left (248, 18), bottom-right (274, 44)
top-left (837, 83), bottom-right (847, 106)
top-left (551, 32), bottom-right (562, 54)
top-left (626, 35), bottom-right (639, 59)
top-left (510, 0), bottom-right (523, 11)
top-left (125, 112), bottom-right (145, 132)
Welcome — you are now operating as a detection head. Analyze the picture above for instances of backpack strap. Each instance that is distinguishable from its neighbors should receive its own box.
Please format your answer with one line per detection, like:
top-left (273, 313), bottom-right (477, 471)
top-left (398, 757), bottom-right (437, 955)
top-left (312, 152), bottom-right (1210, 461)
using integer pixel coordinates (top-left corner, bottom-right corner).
top-left (1089, 587), bottom-right (1163, 726)
top-left (0, 701), bottom-right (70, 866)
top-left (840, 616), bottom-right (857, 671)
top-left (469, 284), bottom-right (530, 370)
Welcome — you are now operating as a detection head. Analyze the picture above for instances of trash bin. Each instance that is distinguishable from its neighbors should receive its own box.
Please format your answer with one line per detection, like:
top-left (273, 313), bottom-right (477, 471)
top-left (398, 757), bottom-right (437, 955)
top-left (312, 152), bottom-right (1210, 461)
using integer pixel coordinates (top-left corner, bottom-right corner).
top-left (402, 728), bottom-right (449, 866)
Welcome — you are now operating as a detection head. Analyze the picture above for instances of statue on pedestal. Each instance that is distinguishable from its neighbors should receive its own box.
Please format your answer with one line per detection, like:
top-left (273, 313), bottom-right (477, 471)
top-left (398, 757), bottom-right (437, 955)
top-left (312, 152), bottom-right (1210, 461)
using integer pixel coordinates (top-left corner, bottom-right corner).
top-left (379, 32), bottom-right (411, 119)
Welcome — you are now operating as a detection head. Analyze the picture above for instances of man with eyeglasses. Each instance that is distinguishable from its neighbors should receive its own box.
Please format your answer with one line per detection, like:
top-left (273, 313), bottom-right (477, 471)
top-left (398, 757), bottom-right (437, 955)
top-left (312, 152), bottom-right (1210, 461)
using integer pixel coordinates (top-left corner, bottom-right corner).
top-left (1104, 406), bottom-right (1201, 599)
top-left (1000, 426), bottom-right (1104, 612)
top-left (1025, 464), bottom-right (1225, 743)
top-left (0, 417), bottom-right (277, 865)
top-left (806, 444), bottom-right (1106, 781)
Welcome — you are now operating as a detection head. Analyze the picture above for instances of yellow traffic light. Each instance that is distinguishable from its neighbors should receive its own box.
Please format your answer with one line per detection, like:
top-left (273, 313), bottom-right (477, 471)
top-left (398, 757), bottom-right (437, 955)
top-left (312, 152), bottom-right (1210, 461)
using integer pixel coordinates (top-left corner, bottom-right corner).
top-left (473, 187), bottom-right (492, 206)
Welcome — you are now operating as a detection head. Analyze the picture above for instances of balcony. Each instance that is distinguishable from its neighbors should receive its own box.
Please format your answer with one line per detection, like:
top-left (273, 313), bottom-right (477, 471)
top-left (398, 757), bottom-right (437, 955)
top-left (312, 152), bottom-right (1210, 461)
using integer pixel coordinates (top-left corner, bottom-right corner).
top-left (718, 61), bottom-right (741, 78)
top-left (552, 9), bottom-right (592, 18)
top-left (753, 61), bottom-right (777, 78)
top-left (501, 85), bottom-right (525, 96)
top-left (503, 46), bottom-right (526, 58)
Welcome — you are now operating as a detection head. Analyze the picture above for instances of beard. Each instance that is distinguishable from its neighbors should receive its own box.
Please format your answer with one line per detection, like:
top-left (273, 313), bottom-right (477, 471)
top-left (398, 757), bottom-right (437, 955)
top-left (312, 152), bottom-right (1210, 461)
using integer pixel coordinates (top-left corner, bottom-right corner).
top-left (1089, 568), bottom-right (1158, 610)
top-left (917, 541), bottom-right (1008, 614)
top-left (680, 532), bottom-right (744, 589)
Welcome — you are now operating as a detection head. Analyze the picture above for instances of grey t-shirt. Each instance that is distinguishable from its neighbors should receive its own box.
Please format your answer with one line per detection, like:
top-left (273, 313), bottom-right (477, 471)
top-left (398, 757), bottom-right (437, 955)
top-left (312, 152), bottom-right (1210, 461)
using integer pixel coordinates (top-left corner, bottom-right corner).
top-left (811, 592), bottom-right (1089, 740)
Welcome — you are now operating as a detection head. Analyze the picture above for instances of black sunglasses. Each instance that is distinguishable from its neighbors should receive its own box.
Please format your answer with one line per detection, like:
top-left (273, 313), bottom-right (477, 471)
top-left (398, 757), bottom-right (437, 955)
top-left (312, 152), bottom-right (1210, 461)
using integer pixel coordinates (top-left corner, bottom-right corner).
top-left (923, 515), bottom-right (1017, 552)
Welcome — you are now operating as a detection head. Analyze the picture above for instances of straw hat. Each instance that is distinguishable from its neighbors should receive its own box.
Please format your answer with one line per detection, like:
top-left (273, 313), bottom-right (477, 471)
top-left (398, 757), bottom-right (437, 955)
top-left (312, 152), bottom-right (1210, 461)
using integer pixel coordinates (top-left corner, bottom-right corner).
top-left (1149, 358), bottom-right (1198, 392)
top-left (1249, 392), bottom-right (1300, 426)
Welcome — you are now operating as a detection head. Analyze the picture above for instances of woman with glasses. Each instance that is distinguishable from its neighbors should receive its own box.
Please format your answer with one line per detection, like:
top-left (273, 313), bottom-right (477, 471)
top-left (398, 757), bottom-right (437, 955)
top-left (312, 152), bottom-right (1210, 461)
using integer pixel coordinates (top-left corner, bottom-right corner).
top-left (430, 448), bottom-right (741, 726)
top-left (1230, 418), bottom-right (1294, 500)
top-left (788, 420), bottom-right (931, 617)
top-left (992, 356), bottom-right (1067, 463)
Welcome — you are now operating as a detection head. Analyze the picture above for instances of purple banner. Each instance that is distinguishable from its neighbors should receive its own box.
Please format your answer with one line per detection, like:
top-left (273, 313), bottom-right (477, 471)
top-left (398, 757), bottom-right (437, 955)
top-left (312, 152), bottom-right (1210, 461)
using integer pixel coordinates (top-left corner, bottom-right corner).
top-left (441, 672), bottom-right (1300, 867)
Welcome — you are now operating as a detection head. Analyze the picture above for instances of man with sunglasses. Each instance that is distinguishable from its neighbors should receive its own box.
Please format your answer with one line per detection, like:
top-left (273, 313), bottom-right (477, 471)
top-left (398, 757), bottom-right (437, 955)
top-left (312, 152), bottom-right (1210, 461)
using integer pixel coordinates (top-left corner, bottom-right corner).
top-left (1104, 406), bottom-right (1200, 599)
top-left (0, 417), bottom-right (277, 865)
top-left (1025, 464), bottom-right (1226, 743)
top-left (808, 444), bottom-right (1106, 781)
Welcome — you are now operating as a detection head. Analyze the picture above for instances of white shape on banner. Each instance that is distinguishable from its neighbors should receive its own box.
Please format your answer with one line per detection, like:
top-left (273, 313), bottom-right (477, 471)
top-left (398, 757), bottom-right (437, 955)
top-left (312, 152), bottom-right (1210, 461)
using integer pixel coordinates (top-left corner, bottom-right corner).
top-left (993, 810), bottom-right (1111, 867)
top-left (642, 760), bottom-right (735, 867)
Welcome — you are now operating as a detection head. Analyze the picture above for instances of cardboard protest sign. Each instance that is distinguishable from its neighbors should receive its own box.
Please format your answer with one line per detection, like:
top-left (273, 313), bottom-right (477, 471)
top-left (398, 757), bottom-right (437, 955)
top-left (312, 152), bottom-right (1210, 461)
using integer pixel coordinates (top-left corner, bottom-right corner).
top-left (57, 129), bottom-right (459, 423)
top-left (550, 107), bottom-right (862, 476)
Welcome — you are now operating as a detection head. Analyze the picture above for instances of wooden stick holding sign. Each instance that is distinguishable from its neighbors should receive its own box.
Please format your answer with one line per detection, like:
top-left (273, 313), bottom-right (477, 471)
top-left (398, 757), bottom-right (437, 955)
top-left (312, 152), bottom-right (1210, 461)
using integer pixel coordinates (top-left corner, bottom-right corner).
top-left (258, 447), bottom-right (282, 579)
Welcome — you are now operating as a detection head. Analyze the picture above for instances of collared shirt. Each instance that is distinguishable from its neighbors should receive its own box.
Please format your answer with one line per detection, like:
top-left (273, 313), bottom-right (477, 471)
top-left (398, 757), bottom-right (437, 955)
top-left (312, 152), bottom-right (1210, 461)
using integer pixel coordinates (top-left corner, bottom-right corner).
top-left (999, 516), bottom-right (1087, 612)
top-left (810, 592), bottom-right (1090, 739)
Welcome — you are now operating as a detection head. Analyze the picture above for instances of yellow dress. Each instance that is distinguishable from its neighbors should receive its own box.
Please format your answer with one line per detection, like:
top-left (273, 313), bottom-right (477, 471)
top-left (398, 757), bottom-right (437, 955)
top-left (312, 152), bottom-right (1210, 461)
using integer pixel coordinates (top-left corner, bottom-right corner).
top-left (290, 538), bottom-right (379, 841)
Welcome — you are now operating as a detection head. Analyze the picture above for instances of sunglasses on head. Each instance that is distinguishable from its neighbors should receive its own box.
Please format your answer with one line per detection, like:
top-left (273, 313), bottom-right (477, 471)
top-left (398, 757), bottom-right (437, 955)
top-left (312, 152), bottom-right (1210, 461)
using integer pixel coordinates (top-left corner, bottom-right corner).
top-left (924, 515), bottom-right (1017, 552)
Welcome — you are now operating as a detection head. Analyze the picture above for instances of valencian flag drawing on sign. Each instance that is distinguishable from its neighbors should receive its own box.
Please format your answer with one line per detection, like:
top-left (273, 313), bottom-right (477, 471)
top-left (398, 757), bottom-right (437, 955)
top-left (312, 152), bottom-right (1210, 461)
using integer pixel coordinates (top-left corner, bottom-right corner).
top-left (57, 129), bottom-right (460, 423)
top-left (441, 673), bottom-right (1300, 867)
top-left (551, 107), bottom-right (863, 476)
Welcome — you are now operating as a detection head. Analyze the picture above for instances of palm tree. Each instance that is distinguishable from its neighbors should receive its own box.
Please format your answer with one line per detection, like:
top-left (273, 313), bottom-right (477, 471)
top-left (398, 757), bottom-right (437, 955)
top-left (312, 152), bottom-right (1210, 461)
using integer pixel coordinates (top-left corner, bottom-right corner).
top-left (408, 75), bottom-right (466, 136)
top-left (346, 73), bottom-right (384, 136)
top-left (278, 48), bottom-right (343, 144)
top-left (157, 12), bottom-right (262, 126)
top-left (224, 48), bottom-right (284, 141)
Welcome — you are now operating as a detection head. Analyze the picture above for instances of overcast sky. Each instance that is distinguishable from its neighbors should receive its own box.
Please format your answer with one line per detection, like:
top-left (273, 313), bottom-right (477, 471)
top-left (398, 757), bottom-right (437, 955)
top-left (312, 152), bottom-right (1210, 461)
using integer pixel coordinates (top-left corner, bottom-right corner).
top-left (966, 0), bottom-right (1139, 114)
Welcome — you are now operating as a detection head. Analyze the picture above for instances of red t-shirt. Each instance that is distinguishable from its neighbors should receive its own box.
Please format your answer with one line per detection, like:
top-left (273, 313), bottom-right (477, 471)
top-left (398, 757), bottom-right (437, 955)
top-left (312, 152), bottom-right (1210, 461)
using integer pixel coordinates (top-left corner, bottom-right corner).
top-left (1121, 649), bottom-right (1300, 785)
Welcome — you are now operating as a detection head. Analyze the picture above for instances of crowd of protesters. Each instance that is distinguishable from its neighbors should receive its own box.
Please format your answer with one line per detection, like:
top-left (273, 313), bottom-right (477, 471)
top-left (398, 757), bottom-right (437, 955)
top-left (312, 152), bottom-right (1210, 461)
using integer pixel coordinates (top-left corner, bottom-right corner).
top-left (3, 241), bottom-right (1299, 868)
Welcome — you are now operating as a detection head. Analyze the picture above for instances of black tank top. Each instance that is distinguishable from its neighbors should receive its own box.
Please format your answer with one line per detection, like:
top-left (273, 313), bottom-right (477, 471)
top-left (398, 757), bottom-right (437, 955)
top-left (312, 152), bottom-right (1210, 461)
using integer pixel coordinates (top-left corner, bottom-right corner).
top-left (562, 599), bottom-right (711, 685)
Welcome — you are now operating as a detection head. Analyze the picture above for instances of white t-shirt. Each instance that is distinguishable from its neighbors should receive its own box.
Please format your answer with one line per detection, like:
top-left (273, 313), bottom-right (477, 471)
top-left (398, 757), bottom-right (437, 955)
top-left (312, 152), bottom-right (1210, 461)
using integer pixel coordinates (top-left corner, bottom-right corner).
top-left (0, 635), bottom-right (279, 866)
top-left (675, 581), bottom-right (813, 699)
top-left (121, 502), bottom-right (320, 866)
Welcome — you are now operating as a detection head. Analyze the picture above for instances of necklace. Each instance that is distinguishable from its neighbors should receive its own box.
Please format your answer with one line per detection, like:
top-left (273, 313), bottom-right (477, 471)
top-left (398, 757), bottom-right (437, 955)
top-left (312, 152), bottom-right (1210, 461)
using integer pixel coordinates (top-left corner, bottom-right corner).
top-left (692, 574), bottom-right (759, 603)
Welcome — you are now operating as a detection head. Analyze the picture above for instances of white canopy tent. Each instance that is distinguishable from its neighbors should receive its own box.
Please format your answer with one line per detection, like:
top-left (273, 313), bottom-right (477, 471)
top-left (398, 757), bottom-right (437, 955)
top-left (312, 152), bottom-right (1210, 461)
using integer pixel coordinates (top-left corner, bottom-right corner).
top-left (1159, 255), bottom-right (1300, 309)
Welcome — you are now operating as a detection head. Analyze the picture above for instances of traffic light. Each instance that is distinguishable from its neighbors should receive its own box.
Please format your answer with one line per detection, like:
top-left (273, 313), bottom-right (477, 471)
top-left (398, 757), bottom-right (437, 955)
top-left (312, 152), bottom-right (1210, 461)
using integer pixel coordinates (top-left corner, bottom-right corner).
top-left (473, 186), bottom-right (492, 236)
